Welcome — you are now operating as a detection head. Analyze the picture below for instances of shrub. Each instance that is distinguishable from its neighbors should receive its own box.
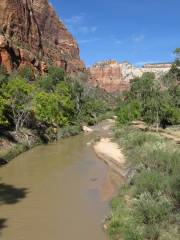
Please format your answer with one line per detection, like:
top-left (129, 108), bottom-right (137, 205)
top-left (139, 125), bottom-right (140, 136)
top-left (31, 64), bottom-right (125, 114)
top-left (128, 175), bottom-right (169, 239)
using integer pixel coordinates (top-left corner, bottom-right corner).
top-left (116, 100), bottom-right (141, 125)
top-left (134, 192), bottom-right (171, 225)
top-left (108, 127), bottom-right (180, 240)
top-left (38, 66), bottom-right (65, 92)
top-left (58, 125), bottom-right (82, 138)
top-left (19, 65), bottom-right (34, 81)
top-left (134, 170), bottom-right (167, 196)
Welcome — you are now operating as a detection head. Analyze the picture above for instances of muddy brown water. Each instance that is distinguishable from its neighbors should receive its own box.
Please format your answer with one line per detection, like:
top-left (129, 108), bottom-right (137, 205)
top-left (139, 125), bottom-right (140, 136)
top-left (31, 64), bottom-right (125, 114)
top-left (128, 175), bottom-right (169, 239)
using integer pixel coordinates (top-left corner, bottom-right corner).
top-left (0, 124), bottom-right (113, 240)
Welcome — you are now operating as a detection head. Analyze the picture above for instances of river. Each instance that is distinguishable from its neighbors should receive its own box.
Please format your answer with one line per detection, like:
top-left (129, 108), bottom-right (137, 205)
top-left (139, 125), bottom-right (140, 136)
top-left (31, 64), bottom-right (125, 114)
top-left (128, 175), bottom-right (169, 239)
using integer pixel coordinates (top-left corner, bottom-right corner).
top-left (0, 123), bottom-right (112, 240)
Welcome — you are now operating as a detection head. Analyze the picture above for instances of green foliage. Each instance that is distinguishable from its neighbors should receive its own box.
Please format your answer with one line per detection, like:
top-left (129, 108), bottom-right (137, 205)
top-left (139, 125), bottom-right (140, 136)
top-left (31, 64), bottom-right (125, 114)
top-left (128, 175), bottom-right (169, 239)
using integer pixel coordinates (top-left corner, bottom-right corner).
top-left (116, 66), bottom-right (180, 127)
top-left (77, 96), bottom-right (108, 125)
top-left (55, 81), bottom-right (75, 120)
top-left (34, 92), bottom-right (69, 126)
top-left (0, 96), bottom-right (8, 124)
top-left (58, 125), bottom-right (82, 138)
top-left (38, 66), bottom-right (66, 92)
top-left (116, 100), bottom-right (141, 125)
top-left (107, 127), bottom-right (180, 240)
top-left (0, 64), bottom-right (111, 133)
top-left (134, 170), bottom-right (167, 196)
top-left (131, 72), bottom-right (155, 99)
top-left (3, 76), bottom-right (34, 131)
top-left (19, 65), bottom-right (34, 81)
top-left (0, 65), bottom-right (8, 87)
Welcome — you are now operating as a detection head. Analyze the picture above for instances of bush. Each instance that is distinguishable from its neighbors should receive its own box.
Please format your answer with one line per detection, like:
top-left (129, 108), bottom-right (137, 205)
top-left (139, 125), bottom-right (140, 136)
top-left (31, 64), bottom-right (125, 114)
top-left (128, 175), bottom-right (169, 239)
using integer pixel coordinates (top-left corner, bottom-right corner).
top-left (134, 170), bottom-right (167, 196)
top-left (108, 127), bottom-right (180, 240)
top-left (116, 100), bottom-right (141, 125)
top-left (19, 65), bottom-right (34, 81)
top-left (134, 192), bottom-right (171, 225)
top-left (38, 66), bottom-right (65, 92)
top-left (58, 125), bottom-right (82, 138)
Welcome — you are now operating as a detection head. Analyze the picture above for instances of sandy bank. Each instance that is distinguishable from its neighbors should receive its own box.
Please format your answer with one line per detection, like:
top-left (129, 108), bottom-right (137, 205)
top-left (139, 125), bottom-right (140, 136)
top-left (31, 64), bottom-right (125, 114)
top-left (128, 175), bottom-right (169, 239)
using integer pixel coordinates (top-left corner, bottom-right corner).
top-left (93, 138), bottom-right (126, 176)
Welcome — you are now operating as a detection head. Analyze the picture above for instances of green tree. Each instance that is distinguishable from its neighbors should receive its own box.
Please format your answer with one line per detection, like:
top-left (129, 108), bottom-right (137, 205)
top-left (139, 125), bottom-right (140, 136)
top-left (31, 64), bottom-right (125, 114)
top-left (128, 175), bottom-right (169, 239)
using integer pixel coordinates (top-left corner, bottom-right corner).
top-left (55, 81), bottom-right (75, 122)
top-left (70, 80), bottom-right (84, 114)
top-left (3, 76), bottom-right (34, 131)
top-left (130, 72), bottom-right (155, 100)
top-left (38, 66), bottom-right (66, 92)
top-left (117, 100), bottom-right (141, 125)
top-left (0, 96), bottom-right (8, 125)
top-left (77, 96), bottom-right (107, 124)
top-left (34, 92), bottom-right (69, 126)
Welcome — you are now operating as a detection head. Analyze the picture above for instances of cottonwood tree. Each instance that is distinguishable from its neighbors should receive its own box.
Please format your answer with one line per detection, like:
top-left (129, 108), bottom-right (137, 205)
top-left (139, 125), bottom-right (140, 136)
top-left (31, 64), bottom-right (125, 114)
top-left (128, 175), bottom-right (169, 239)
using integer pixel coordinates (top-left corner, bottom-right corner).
top-left (4, 76), bottom-right (34, 132)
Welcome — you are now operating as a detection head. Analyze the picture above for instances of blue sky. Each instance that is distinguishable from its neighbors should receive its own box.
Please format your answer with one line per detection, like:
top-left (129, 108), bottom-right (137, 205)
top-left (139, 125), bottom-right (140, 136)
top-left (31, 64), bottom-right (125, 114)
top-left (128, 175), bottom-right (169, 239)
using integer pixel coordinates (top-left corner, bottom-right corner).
top-left (50, 0), bottom-right (180, 67)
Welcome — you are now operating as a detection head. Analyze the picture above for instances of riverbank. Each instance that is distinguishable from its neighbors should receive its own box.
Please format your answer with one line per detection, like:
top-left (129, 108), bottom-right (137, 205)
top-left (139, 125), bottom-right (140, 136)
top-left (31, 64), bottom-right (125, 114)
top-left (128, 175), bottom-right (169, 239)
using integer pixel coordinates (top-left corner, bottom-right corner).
top-left (92, 119), bottom-right (127, 201)
top-left (94, 138), bottom-right (126, 176)
top-left (0, 128), bottom-right (42, 165)
top-left (0, 125), bottom-right (83, 166)
top-left (105, 126), bottom-right (180, 240)
top-left (0, 118), bottom-right (114, 166)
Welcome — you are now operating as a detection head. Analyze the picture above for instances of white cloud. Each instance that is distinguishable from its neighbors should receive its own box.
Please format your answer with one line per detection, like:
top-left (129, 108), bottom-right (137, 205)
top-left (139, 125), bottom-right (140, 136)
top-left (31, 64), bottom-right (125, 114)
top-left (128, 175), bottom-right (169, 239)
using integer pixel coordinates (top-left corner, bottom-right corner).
top-left (65, 14), bottom-right (85, 24)
top-left (91, 26), bottom-right (98, 33)
top-left (78, 38), bottom-right (100, 44)
top-left (79, 26), bottom-right (89, 34)
top-left (132, 34), bottom-right (145, 43)
top-left (115, 39), bottom-right (123, 45)
top-left (64, 14), bottom-right (98, 35)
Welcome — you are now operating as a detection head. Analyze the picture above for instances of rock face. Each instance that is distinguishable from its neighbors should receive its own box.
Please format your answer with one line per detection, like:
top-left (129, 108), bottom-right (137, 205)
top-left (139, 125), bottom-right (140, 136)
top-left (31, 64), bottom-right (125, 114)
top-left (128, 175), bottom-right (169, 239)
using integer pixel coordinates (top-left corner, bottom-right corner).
top-left (90, 60), bottom-right (172, 92)
top-left (0, 0), bottom-right (85, 73)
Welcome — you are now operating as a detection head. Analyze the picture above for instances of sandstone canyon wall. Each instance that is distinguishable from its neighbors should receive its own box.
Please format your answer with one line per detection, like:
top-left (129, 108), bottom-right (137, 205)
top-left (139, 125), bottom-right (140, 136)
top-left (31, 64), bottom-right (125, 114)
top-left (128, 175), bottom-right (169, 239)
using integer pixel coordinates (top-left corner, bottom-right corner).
top-left (0, 0), bottom-right (85, 73)
top-left (90, 60), bottom-right (172, 92)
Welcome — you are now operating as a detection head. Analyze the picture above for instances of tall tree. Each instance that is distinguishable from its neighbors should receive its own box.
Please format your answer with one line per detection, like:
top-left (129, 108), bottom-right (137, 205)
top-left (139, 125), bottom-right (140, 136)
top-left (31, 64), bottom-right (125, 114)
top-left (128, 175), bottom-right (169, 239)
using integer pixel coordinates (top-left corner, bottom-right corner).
top-left (3, 76), bottom-right (34, 131)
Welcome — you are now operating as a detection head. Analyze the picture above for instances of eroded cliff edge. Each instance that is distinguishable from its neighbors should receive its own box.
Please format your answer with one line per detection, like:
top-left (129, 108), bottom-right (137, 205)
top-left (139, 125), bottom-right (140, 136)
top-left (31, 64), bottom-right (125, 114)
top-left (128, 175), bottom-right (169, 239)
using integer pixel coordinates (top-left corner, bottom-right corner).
top-left (0, 0), bottom-right (85, 73)
top-left (89, 60), bottom-right (172, 92)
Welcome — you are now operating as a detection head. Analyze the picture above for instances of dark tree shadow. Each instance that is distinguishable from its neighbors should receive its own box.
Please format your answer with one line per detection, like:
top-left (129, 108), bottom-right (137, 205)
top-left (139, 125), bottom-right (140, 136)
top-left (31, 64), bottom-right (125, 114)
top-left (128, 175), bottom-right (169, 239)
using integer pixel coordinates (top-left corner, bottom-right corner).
top-left (0, 218), bottom-right (7, 235)
top-left (0, 128), bottom-right (17, 143)
top-left (0, 183), bottom-right (28, 235)
top-left (0, 183), bottom-right (28, 205)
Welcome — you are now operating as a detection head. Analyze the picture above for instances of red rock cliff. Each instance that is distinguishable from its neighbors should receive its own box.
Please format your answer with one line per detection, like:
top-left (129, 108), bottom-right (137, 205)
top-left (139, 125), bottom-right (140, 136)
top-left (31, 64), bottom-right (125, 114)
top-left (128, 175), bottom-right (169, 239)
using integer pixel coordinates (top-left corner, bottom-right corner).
top-left (89, 60), bottom-right (172, 93)
top-left (0, 0), bottom-right (85, 73)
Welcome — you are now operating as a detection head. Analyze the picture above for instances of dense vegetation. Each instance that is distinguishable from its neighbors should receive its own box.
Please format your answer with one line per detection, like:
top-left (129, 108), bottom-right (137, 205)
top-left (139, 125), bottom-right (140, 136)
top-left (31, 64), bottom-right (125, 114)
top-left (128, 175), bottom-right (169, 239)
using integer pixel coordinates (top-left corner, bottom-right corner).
top-left (107, 49), bottom-right (180, 240)
top-left (0, 65), bottom-right (110, 137)
top-left (107, 127), bottom-right (180, 240)
top-left (116, 51), bottom-right (180, 129)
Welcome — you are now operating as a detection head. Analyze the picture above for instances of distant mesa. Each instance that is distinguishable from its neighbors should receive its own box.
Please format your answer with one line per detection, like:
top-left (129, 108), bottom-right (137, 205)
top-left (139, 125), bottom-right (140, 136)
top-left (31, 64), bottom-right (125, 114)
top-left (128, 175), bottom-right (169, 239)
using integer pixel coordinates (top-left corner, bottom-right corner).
top-left (89, 60), bottom-right (172, 92)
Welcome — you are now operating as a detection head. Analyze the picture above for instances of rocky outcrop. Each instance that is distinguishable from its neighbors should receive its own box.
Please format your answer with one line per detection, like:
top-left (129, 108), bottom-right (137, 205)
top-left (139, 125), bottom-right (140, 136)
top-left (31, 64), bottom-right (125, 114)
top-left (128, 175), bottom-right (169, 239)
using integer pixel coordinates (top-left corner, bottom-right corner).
top-left (89, 60), bottom-right (172, 92)
top-left (0, 0), bottom-right (85, 73)
top-left (89, 61), bottom-right (129, 92)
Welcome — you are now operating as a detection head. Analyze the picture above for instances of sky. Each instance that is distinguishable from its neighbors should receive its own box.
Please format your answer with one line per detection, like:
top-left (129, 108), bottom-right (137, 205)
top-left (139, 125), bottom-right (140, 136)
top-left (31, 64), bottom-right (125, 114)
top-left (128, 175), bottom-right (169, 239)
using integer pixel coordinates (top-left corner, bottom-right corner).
top-left (50, 0), bottom-right (180, 67)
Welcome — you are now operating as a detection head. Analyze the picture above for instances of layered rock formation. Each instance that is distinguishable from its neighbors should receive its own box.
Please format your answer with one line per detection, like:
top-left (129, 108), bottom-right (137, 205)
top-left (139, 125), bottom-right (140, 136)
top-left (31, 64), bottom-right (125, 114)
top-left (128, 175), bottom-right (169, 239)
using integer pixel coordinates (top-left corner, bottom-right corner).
top-left (0, 0), bottom-right (85, 73)
top-left (89, 60), bottom-right (172, 92)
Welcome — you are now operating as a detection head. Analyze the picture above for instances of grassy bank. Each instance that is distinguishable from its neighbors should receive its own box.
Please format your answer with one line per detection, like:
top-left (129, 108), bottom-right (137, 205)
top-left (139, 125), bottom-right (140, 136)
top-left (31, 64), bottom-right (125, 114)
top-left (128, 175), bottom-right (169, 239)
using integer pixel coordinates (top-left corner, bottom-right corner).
top-left (106, 126), bottom-right (180, 240)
